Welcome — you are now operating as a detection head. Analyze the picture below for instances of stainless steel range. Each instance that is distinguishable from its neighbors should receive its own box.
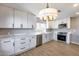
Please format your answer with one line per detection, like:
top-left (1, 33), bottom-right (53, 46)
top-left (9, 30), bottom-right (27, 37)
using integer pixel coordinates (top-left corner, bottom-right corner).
top-left (57, 32), bottom-right (67, 42)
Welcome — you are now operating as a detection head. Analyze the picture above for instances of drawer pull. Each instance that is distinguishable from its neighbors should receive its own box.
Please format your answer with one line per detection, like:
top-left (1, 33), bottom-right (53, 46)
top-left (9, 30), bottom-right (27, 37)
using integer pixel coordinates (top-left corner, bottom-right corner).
top-left (32, 37), bottom-right (34, 38)
top-left (4, 41), bottom-right (10, 43)
top-left (21, 42), bottom-right (26, 44)
top-left (29, 40), bottom-right (31, 42)
top-left (20, 24), bottom-right (23, 28)
top-left (12, 24), bottom-right (14, 28)
top-left (21, 47), bottom-right (25, 50)
top-left (21, 38), bottom-right (25, 40)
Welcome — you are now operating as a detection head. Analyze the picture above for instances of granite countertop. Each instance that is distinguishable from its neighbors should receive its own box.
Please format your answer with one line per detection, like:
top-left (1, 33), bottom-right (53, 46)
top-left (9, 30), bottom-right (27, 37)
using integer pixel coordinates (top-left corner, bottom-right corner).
top-left (0, 31), bottom-right (53, 38)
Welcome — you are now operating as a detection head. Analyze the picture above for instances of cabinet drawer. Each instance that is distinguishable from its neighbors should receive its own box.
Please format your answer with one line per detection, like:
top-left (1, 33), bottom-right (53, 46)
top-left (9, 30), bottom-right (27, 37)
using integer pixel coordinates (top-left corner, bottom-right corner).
top-left (15, 38), bottom-right (26, 41)
top-left (20, 46), bottom-right (26, 50)
top-left (15, 42), bottom-right (27, 48)
top-left (2, 40), bottom-right (11, 43)
top-left (20, 42), bottom-right (26, 45)
top-left (0, 38), bottom-right (14, 46)
top-left (1, 39), bottom-right (11, 43)
top-left (15, 39), bottom-right (29, 45)
top-left (15, 45), bottom-right (28, 53)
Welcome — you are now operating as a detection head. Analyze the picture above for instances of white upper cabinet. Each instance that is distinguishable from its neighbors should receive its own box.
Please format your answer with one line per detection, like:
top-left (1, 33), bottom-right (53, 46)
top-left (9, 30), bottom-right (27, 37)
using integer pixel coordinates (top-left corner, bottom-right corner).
top-left (50, 21), bottom-right (58, 29)
top-left (0, 5), bottom-right (13, 28)
top-left (14, 10), bottom-right (27, 28)
top-left (0, 5), bottom-right (36, 28)
top-left (27, 13), bottom-right (36, 28)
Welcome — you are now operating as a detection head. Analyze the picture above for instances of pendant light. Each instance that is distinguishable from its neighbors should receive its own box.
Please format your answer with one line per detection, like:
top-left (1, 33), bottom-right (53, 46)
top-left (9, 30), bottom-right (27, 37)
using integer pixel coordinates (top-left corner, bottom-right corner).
top-left (38, 3), bottom-right (59, 21)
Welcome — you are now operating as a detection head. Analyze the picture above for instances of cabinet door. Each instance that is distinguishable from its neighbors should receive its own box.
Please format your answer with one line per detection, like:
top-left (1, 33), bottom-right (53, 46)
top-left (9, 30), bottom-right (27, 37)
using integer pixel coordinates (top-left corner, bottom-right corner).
top-left (21, 12), bottom-right (27, 28)
top-left (29, 36), bottom-right (36, 49)
top-left (14, 10), bottom-right (27, 28)
top-left (47, 33), bottom-right (53, 41)
top-left (31, 36), bottom-right (36, 48)
top-left (27, 14), bottom-right (36, 28)
top-left (46, 34), bottom-right (49, 41)
top-left (49, 33), bottom-right (53, 41)
top-left (27, 14), bottom-right (32, 28)
top-left (42, 34), bottom-right (48, 43)
top-left (0, 38), bottom-right (14, 56)
top-left (15, 36), bottom-right (29, 54)
top-left (53, 31), bottom-right (57, 41)
top-left (0, 5), bottom-right (13, 28)
top-left (14, 10), bottom-right (22, 28)
top-left (32, 15), bottom-right (37, 28)
top-left (51, 21), bottom-right (58, 29)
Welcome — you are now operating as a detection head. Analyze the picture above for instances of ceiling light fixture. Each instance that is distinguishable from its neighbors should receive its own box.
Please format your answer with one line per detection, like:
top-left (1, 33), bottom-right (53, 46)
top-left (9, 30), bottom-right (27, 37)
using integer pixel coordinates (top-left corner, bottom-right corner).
top-left (38, 3), bottom-right (59, 21)
top-left (73, 3), bottom-right (78, 7)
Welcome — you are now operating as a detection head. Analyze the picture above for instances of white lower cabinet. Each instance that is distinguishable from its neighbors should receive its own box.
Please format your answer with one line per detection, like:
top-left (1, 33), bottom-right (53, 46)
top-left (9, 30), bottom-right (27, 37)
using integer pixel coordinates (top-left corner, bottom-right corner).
top-left (42, 34), bottom-right (48, 43)
top-left (0, 37), bottom-right (14, 56)
top-left (29, 36), bottom-right (36, 49)
top-left (0, 35), bottom-right (36, 56)
top-left (42, 33), bottom-right (53, 44)
top-left (48, 33), bottom-right (53, 41)
top-left (14, 36), bottom-right (29, 54)
top-left (53, 31), bottom-right (57, 41)
top-left (14, 35), bottom-right (36, 55)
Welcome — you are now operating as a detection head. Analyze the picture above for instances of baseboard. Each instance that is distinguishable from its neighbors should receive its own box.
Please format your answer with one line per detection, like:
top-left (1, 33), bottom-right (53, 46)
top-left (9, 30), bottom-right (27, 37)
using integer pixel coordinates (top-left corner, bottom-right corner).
top-left (71, 41), bottom-right (79, 45)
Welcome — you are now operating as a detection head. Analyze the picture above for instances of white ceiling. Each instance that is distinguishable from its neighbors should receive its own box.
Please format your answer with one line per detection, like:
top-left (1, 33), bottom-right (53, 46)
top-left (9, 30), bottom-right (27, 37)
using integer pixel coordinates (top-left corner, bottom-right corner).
top-left (1, 3), bottom-right (79, 19)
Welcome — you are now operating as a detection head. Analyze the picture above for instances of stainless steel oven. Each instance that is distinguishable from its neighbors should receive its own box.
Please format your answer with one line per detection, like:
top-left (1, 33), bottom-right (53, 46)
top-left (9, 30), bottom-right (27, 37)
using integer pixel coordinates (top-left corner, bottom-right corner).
top-left (57, 32), bottom-right (67, 41)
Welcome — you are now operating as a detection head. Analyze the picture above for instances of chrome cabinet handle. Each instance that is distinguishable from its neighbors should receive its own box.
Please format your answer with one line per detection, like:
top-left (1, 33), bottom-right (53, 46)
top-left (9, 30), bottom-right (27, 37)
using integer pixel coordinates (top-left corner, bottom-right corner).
top-left (4, 41), bottom-right (10, 43)
top-left (21, 38), bottom-right (25, 40)
top-left (32, 37), bottom-right (34, 38)
top-left (20, 24), bottom-right (23, 28)
top-left (13, 42), bottom-right (15, 46)
top-left (21, 42), bottom-right (26, 44)
top-left (29, 40), bottom-right (31, 42)
top-left (12, 24), bottom-right (14, 28)
top-left (21, 47), bottom-right (25, 50)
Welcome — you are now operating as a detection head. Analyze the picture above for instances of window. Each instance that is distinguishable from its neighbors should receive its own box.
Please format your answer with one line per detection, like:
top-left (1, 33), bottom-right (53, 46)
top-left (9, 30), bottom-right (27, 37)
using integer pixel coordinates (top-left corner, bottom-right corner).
top-left (36, 23), bottom-right (46, 32)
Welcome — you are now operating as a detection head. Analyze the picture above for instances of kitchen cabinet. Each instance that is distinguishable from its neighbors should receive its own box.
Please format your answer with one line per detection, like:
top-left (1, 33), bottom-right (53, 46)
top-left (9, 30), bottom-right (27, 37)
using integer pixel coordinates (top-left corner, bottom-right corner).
top-left (0, 37), bottom-right (14, 56)
top-left (48, 33), bottom-right (53, 41)
top-left (46, 33), bottom-right (53, 41)
top-left (14, 10), bottom-right (27, 28)
top-left (0, 5), bottom-right (14, 28)
top-left (27, 13), bottom-right (36, 28)
top-left (42, 34), bottom-right (50, 43)
top-left (53, 31), bottom-right (57, 41)
top-left (0, 34), bottom-right (36, 55)
top-left (53, 21), bottom-right (58, 29)
top-left (42, 33), bottom-right (53, 44)
top-left (46, 34), bottom-right (50, 42)
top-left (50, 18), bottom-right (70, 29)
top-left (42, 34), bottom-right (47, 43)
top-left (14, 35), bottom-right (29, 54)
top-left (28, 35), bottom-right (36, 49)
top-left (0, 5), bottom-right (36, 28)
top-left (14, 35), bottom-right (36, 54)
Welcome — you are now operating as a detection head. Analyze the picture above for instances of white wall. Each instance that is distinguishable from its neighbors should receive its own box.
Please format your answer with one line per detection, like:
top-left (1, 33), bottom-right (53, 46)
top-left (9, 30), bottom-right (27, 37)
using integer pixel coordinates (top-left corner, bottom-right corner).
top-left (70, 17), bottom-right (79, 44)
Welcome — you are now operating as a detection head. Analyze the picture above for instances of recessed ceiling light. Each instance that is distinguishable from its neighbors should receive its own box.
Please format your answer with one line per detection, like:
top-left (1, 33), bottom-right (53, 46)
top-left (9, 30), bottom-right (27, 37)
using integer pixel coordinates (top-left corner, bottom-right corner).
top-left (76, 12), bottom-right (79, 14)
top-left (73, 3), bottom-right (78, 7)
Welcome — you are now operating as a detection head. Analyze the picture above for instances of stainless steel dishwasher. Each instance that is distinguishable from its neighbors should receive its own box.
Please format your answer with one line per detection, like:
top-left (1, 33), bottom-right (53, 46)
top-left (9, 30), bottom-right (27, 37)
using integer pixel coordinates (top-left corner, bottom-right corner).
top-left (36, 34), bottom-right (42, 47)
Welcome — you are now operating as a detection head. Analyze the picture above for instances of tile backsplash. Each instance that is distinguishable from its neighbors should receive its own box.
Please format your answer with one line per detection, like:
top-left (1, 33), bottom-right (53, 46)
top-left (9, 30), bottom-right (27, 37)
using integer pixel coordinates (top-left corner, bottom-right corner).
top-left (0, 29), bottom-right (35, 35)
